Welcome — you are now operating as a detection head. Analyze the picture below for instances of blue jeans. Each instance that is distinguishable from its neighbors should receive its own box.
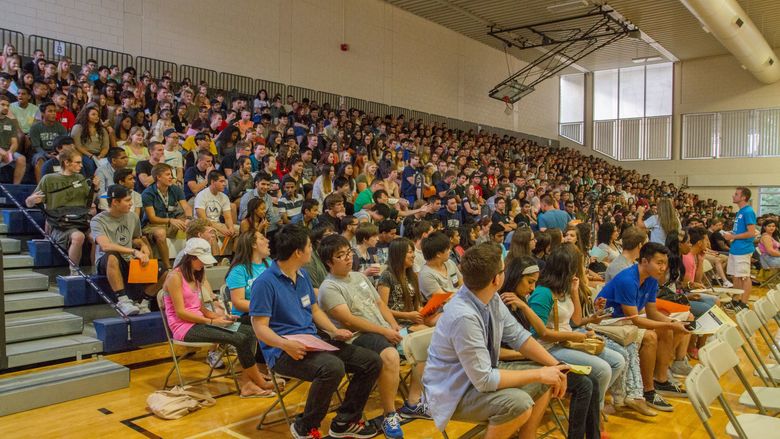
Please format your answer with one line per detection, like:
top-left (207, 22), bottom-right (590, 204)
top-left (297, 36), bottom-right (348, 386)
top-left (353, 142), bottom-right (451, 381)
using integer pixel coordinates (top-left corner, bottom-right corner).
top-left (549, 345), bottom-right (626, 406)
top-left (689, 295), bottom-right (717, 318)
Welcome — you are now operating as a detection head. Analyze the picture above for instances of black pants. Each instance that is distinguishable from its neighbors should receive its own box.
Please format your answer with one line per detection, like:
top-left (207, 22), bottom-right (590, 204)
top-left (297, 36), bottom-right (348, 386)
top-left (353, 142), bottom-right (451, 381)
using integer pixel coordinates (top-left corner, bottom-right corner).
top-left (567, 373), bottom-right (601, 439)
top-left (182, 322), bottom-right (257, 369)
top-left (273, 340), bottom-right (382, 431)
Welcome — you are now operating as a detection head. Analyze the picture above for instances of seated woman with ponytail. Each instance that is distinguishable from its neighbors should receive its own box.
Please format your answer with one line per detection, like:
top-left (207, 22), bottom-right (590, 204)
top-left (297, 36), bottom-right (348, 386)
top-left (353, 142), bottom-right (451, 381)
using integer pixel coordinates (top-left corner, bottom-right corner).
top-left (499, 255), bottom-right (601, 439)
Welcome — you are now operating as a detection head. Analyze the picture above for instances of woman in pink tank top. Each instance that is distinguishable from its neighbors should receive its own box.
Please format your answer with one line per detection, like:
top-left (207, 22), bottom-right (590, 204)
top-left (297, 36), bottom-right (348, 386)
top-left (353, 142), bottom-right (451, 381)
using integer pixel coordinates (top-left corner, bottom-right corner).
top-left (163, 238), bottom-right (275, 398)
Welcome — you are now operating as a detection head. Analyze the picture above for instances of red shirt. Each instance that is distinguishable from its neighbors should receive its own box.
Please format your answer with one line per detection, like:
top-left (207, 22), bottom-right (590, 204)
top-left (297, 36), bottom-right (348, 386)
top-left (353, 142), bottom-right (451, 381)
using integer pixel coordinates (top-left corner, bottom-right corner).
top-left (56, 109), bottom-right (75, 131)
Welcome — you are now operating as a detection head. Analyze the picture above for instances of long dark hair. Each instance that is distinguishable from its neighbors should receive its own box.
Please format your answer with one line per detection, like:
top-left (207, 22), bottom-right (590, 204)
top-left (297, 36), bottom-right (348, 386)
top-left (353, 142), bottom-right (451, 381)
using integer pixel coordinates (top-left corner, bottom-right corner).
top-left (507, 228), bottom-right (533, 263)
top-left (75, 103), bottom-right (106, 144)
top-left (227, 232), bottom-right (265, 283)
top-left (501, 256), bottom-right (539, 330)
top-left (387, 238), bottom-right (421, 311)
top-left (245, 197), bottom-right (266, 233)
top-left (537, 243), bottom-right (579, 296)
top-left (597, 222), bottom-right (616, 246)
top-left (665, 229), bottom-right (688, 285)
top-left (179, 254), bottom-right (205, 283)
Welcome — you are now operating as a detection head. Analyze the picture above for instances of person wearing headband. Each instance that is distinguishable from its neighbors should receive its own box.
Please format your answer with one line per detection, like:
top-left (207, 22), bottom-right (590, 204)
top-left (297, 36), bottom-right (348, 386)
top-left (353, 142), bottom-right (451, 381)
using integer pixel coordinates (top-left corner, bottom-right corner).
top-left (163, 237), bottom-right (275, 398)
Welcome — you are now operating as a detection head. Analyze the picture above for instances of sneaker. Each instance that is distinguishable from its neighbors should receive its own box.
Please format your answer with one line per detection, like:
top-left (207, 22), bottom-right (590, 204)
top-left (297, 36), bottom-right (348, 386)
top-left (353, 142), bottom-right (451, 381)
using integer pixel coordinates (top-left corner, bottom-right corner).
top-left (116, 296), bottom-right (140, 316)
top-left (624, 398), bottom-right (658, 417)
top-left (69, 267), bottom-right (80, 277)
top-left (398, 400), bottom-right (432, 420)
top-left (137, 299), bottom-right (152, 314)
top-left (722, 279), bottom-right (734, 288)
top-left (736, 301), bottom-right (750, 310)
top-left (328, 419), bottom-right (379, 438)
top-left (670, 359), bottom-right (693, 376)
top-left (644, 390), bottom-right (673, 412)
top-left (207, 350), bottom-right (225, 369)
top-left (654, 380), bottom-right (687, 397)
top-left (381, 412), bottom-right (404, 439)
top-left (724, 302), bottom-right (739, 313)
top-left (290, 422), bottom-right (322, 439)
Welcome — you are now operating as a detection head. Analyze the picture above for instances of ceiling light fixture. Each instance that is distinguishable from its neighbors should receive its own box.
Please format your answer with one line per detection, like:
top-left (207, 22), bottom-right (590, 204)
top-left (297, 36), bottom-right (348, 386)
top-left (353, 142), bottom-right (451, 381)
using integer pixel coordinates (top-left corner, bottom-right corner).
top-left (546, 0), bottom-right (589, 13)
top-left (632, 56), bottom-right (664, 63)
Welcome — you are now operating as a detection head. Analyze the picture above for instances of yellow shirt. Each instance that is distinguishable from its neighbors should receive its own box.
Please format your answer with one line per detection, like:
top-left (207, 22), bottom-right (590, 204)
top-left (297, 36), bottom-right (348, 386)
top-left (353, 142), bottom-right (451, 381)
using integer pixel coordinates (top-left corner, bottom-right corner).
top-left (181, 135), bottom-right (217, 155)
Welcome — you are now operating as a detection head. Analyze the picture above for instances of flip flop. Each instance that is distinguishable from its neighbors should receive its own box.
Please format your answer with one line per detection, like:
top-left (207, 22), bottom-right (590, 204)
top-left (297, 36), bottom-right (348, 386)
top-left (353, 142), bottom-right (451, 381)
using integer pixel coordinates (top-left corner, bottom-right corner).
top-left (240, 389), bottom-right (276, 399)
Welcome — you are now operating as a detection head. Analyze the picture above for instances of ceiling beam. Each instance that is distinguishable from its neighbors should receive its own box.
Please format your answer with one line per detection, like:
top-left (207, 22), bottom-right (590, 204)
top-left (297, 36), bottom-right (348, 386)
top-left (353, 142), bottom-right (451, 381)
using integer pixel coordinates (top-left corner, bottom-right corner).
top-left (427, 0), bottom-right (591, 72)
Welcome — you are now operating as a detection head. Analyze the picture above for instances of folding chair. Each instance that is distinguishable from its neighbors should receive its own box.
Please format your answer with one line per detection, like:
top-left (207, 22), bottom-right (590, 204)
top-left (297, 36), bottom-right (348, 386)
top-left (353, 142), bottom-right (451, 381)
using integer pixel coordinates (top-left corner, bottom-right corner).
top-left (157, 292), bottom-right (240, 391)
top-left (758, 257), bottom-right (780, 289)
top-left (752, 298), bottom-right (780, 358)
top-left (713, 325), bottom-right (777, 389)
top-left (699, 338), bottom-right (780, 413)
top-left (686, 364), bottom-right (780, 438)
top-left (735, 309), bottom-right (780, 383)
top-left (256, 355), bottom-right (306, 430)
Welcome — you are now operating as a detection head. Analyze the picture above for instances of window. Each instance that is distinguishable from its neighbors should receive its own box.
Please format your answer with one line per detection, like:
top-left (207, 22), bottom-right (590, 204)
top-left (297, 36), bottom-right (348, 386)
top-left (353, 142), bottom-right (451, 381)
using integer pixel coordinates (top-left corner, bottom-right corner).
top-left (682, 107), bottom-right (780, 159)
top-left (759, 187), bottom-right (780, 216)
top-left (592, 63), bottom-right (673, 161)
top-left (559, 74), bottom-right (584, 144)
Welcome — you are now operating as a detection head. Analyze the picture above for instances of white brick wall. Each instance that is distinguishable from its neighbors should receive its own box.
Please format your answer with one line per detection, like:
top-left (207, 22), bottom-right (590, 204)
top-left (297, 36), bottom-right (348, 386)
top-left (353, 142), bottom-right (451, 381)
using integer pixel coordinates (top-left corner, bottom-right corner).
top-left (0, 0), bottom-right (559, 139)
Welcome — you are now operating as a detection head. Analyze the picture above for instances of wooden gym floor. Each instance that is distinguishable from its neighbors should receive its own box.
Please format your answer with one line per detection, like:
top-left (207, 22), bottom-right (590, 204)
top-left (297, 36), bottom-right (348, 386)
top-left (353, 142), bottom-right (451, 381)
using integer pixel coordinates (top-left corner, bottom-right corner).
top-left (0, 291), bottom-right (776, 439)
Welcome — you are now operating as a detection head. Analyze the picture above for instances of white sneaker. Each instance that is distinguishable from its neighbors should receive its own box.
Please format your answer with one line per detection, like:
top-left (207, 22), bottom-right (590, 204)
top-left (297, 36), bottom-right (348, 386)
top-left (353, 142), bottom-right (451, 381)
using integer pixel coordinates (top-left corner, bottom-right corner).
top-left (137, 299), bottom-right (151, 314)
top-left (722, 279), bottom-right (734, 288)
top-left (117, 296), bottom-right (140, 316)
top-left (70, 267), bottom-right (80, 277)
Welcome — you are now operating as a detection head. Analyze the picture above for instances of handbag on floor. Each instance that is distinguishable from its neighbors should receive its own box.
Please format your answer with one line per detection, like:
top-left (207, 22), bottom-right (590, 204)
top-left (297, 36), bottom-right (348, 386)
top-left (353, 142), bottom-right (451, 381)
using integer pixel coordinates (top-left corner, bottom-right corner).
top-left (147, 385), bottom-right (216, 420)
top-left (553, 297), bottom-right (605, 355)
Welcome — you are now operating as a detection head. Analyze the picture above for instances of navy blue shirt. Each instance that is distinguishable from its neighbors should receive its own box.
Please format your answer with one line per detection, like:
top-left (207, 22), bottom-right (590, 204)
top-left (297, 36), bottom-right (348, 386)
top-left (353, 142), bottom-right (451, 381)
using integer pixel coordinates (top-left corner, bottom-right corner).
top-left (401, 166), bottom-right (417, 198)
top-left (596, 264), bottom-right (658, 317)
top-left (249, 261), bottom-right (318, 368)
top-left (183, 166), bottom-right (207, 199)
top-left (439, 208), bottom-right (463, 230)
top-left (140, 183), bottom-right (186, 226)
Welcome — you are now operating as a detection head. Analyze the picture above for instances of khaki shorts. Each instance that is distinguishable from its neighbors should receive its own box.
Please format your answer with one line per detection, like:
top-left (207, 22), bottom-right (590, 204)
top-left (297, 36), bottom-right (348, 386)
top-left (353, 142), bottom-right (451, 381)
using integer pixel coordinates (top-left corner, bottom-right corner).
top-left (727, 253), bottom-right (751, 278)
top-left (142, 223), bottom-right (182, 240)
top-left (451, 361), bottom-right (548, 427)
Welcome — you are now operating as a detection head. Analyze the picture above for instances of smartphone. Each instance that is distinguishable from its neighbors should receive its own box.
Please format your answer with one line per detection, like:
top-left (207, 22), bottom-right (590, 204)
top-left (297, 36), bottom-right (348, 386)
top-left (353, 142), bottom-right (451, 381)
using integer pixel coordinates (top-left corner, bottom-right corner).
top-left (597, 307), bottom-right (614, 317)
top-left (684, 321), bottom-right (698, 331)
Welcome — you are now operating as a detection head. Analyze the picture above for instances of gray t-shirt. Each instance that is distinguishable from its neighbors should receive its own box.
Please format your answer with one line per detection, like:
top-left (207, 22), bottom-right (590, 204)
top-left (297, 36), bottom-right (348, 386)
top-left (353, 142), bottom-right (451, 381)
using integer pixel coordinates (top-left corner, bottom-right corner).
top-left (604, 254), bottom-right (634, 282)
top-left (90, 210), bottom-right (141, 262)
top-left (418, 260), bottom-right (461, 300)
top-left (318, 272), bottom-right (389, 341)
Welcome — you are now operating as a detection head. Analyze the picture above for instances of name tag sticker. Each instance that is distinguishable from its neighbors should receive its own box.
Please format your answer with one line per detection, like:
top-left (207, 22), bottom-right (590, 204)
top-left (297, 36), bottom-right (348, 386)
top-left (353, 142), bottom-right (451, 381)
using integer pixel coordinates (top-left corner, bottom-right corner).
top-left (2, 125), bottom-right (10, 131)
top-left (61, 118), bottom-right (68, 123)
top-left (301, 294), bottom-right (311, 308)
top-left (73, 181), bottom-right (83, 188)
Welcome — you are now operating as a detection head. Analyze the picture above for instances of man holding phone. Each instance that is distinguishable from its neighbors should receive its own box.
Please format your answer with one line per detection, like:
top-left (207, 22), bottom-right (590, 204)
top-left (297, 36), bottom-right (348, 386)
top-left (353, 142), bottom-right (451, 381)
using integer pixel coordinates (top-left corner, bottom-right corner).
top-left (424, 242), bottom-right (568, 439)
top-left (597, 242), bottom-right (690, 412)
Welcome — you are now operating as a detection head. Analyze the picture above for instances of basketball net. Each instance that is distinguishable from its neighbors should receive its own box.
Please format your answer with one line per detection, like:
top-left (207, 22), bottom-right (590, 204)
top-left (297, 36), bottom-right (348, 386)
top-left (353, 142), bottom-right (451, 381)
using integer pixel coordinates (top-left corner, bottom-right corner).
top-left (503, 95), bottom-right (513, 115)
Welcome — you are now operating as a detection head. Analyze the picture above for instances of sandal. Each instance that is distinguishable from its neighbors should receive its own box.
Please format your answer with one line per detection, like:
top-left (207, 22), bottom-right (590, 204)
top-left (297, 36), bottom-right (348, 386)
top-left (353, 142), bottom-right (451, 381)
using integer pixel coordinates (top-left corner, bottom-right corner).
top-left (240, 388), bottom-right (276, 398)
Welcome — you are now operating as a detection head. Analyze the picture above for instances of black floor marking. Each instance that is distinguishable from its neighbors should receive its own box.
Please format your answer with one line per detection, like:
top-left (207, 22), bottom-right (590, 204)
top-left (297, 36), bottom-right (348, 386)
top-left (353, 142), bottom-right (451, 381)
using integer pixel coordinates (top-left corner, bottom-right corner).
top-left (98, 407), bottom-right (113, 415)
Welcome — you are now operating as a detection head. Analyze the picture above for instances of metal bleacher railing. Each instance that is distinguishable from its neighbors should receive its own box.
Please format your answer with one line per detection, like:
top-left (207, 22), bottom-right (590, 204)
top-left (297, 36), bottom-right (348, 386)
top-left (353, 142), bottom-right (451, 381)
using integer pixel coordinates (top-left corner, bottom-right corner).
top-left (0, 27), bottom-right (558, 145)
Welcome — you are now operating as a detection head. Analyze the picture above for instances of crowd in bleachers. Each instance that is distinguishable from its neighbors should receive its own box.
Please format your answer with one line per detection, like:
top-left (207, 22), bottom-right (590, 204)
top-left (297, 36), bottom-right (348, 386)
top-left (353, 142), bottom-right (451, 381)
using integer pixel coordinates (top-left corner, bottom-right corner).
top-left (3, 44), bottom-right (780, 439)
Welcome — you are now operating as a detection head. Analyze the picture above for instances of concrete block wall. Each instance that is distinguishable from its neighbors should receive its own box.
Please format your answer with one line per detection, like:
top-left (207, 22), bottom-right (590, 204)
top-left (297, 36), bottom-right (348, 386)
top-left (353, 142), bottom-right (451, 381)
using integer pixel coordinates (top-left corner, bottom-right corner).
top-left (0, 0), bottom-right (560, 139)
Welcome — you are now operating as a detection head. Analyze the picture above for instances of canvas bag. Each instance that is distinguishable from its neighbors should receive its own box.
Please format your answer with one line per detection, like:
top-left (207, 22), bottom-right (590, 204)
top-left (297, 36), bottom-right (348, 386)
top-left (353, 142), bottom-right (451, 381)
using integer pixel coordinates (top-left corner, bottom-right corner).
top-left (147, 385), bottom-right (216, 420)
top-left (553, 297), bottom-right (605, 355)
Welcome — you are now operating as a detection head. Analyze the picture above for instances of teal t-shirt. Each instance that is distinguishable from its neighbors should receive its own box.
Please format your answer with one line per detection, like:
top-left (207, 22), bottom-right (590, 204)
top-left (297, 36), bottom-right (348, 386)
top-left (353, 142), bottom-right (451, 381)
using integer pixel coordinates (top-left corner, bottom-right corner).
top-left (226, 259), bottom-right (271, 315)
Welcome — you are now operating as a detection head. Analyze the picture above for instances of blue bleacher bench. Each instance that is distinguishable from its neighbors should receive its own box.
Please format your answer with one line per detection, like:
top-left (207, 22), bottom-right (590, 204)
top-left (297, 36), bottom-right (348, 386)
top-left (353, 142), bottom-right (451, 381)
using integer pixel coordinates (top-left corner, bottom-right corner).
top-left (3, 209), bottom-right (45, 234)
top-left (30, 240), bottom-right (69, 267)
top-left (93, 312), bottom-right (166, 353)
top-left (0, 184), bottom-right (37, 207)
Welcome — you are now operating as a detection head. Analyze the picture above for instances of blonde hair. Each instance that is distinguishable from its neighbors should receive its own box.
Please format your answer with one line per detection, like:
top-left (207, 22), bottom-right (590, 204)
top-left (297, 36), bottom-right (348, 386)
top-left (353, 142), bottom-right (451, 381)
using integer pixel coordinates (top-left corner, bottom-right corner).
top-left (657, 198), bottom-right (680, 236)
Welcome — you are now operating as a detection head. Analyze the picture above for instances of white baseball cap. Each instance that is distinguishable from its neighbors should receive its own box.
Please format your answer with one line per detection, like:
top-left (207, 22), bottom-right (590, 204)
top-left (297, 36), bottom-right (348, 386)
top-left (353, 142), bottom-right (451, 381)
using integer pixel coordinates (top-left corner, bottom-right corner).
top-left (183, 238), bottom-right (218, 266)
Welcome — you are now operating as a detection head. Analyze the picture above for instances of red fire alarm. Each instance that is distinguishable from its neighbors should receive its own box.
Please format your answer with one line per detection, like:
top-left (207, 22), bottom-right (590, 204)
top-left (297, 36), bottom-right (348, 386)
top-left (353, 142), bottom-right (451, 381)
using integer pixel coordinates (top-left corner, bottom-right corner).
top-left (340, 43), bottom-right (349, 52)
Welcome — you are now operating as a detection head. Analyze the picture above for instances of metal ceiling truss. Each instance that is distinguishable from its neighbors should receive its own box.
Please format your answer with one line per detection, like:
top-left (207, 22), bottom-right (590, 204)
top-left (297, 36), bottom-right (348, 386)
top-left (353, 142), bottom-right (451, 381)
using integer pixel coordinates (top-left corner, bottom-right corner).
top-left (488, 5), bottom-right (637, 103)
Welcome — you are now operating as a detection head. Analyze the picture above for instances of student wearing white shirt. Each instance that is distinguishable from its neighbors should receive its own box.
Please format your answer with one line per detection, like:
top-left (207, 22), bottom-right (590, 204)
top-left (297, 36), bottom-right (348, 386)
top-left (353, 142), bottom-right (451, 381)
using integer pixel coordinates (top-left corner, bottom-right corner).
top-left (194, 170), bottom-right (236, 255)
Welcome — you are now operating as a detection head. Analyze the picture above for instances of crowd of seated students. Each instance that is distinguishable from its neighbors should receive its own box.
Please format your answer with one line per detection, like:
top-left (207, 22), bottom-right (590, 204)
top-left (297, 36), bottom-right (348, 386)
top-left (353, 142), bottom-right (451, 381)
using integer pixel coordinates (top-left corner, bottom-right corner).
top-left (2, 48), bottom-right (777, 438)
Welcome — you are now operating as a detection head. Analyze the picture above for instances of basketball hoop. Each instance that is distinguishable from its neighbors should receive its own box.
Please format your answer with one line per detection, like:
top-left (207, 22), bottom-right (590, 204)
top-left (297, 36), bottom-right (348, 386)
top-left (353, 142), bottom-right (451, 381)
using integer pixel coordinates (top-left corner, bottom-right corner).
top-left (503, 95), bottom-right (513, 115)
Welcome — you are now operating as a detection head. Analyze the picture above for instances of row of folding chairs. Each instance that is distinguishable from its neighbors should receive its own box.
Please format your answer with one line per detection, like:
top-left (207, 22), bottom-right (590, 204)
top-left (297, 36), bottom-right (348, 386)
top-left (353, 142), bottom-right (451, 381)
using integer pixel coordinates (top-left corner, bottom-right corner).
top-left (687, 290), bottom-right (780, 438)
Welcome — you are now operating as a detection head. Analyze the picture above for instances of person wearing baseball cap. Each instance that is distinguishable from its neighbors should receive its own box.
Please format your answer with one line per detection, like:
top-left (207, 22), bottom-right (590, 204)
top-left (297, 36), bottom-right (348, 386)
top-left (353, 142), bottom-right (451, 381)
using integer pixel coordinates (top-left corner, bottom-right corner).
top-left (162, 236), bottom-right (276, 398)
top-left (92, 184), bottom-right (166, 316)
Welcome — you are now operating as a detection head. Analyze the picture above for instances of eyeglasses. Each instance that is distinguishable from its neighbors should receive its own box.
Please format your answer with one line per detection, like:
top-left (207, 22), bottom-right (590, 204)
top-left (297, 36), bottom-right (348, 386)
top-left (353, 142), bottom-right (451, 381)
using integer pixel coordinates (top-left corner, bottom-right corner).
top-left (334, 251), bottom-right (353, 260)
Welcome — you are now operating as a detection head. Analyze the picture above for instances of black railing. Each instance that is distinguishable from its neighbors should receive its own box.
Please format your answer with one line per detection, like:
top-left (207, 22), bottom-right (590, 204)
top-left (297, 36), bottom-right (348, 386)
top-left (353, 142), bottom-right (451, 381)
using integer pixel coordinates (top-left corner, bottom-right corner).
top-left (0, 237), bottom-right (6, 370)
top-left (0, 185), bottom-right (130, 326)
top-left (0, 26), bottom-right (558, 147)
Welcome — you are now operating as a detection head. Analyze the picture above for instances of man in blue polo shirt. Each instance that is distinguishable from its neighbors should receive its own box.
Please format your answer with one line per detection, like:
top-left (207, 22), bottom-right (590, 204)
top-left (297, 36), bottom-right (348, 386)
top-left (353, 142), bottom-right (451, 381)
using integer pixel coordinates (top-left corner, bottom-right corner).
top-left (250, 224), bottom-right (381, 439)
top-left (722, 186), bottom-right (757, 310)
top-left (597, 242), bottom-right (690, 412)
top-left (537, 194), bottom-right (572, 231)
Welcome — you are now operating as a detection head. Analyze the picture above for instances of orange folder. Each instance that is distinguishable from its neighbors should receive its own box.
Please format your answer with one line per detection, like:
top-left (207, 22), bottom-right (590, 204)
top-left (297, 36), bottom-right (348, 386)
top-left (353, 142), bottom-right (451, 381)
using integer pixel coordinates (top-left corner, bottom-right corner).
top-left (420, 292), bottom-right (452, 317)
top-left (128, 258), bottom-right (159, 284)
top-left (655, 298), bottom-right (690, 314)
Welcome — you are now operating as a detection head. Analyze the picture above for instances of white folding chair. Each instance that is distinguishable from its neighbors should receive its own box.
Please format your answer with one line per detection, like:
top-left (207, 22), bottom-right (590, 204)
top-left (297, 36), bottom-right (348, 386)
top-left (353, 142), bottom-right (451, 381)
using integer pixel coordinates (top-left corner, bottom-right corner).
top-left (736, 309), bottom-right (780, 383)
top-left (686, 364), bottom-right (780, 438)
top-left (157, 292), bottom-right (239, 391)
top-left (714, 325), bottom-right (777, 389)
top-left (700, 339), bottom-right (780, 413)
top-left (752, 298), bottom-right (780, 359)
